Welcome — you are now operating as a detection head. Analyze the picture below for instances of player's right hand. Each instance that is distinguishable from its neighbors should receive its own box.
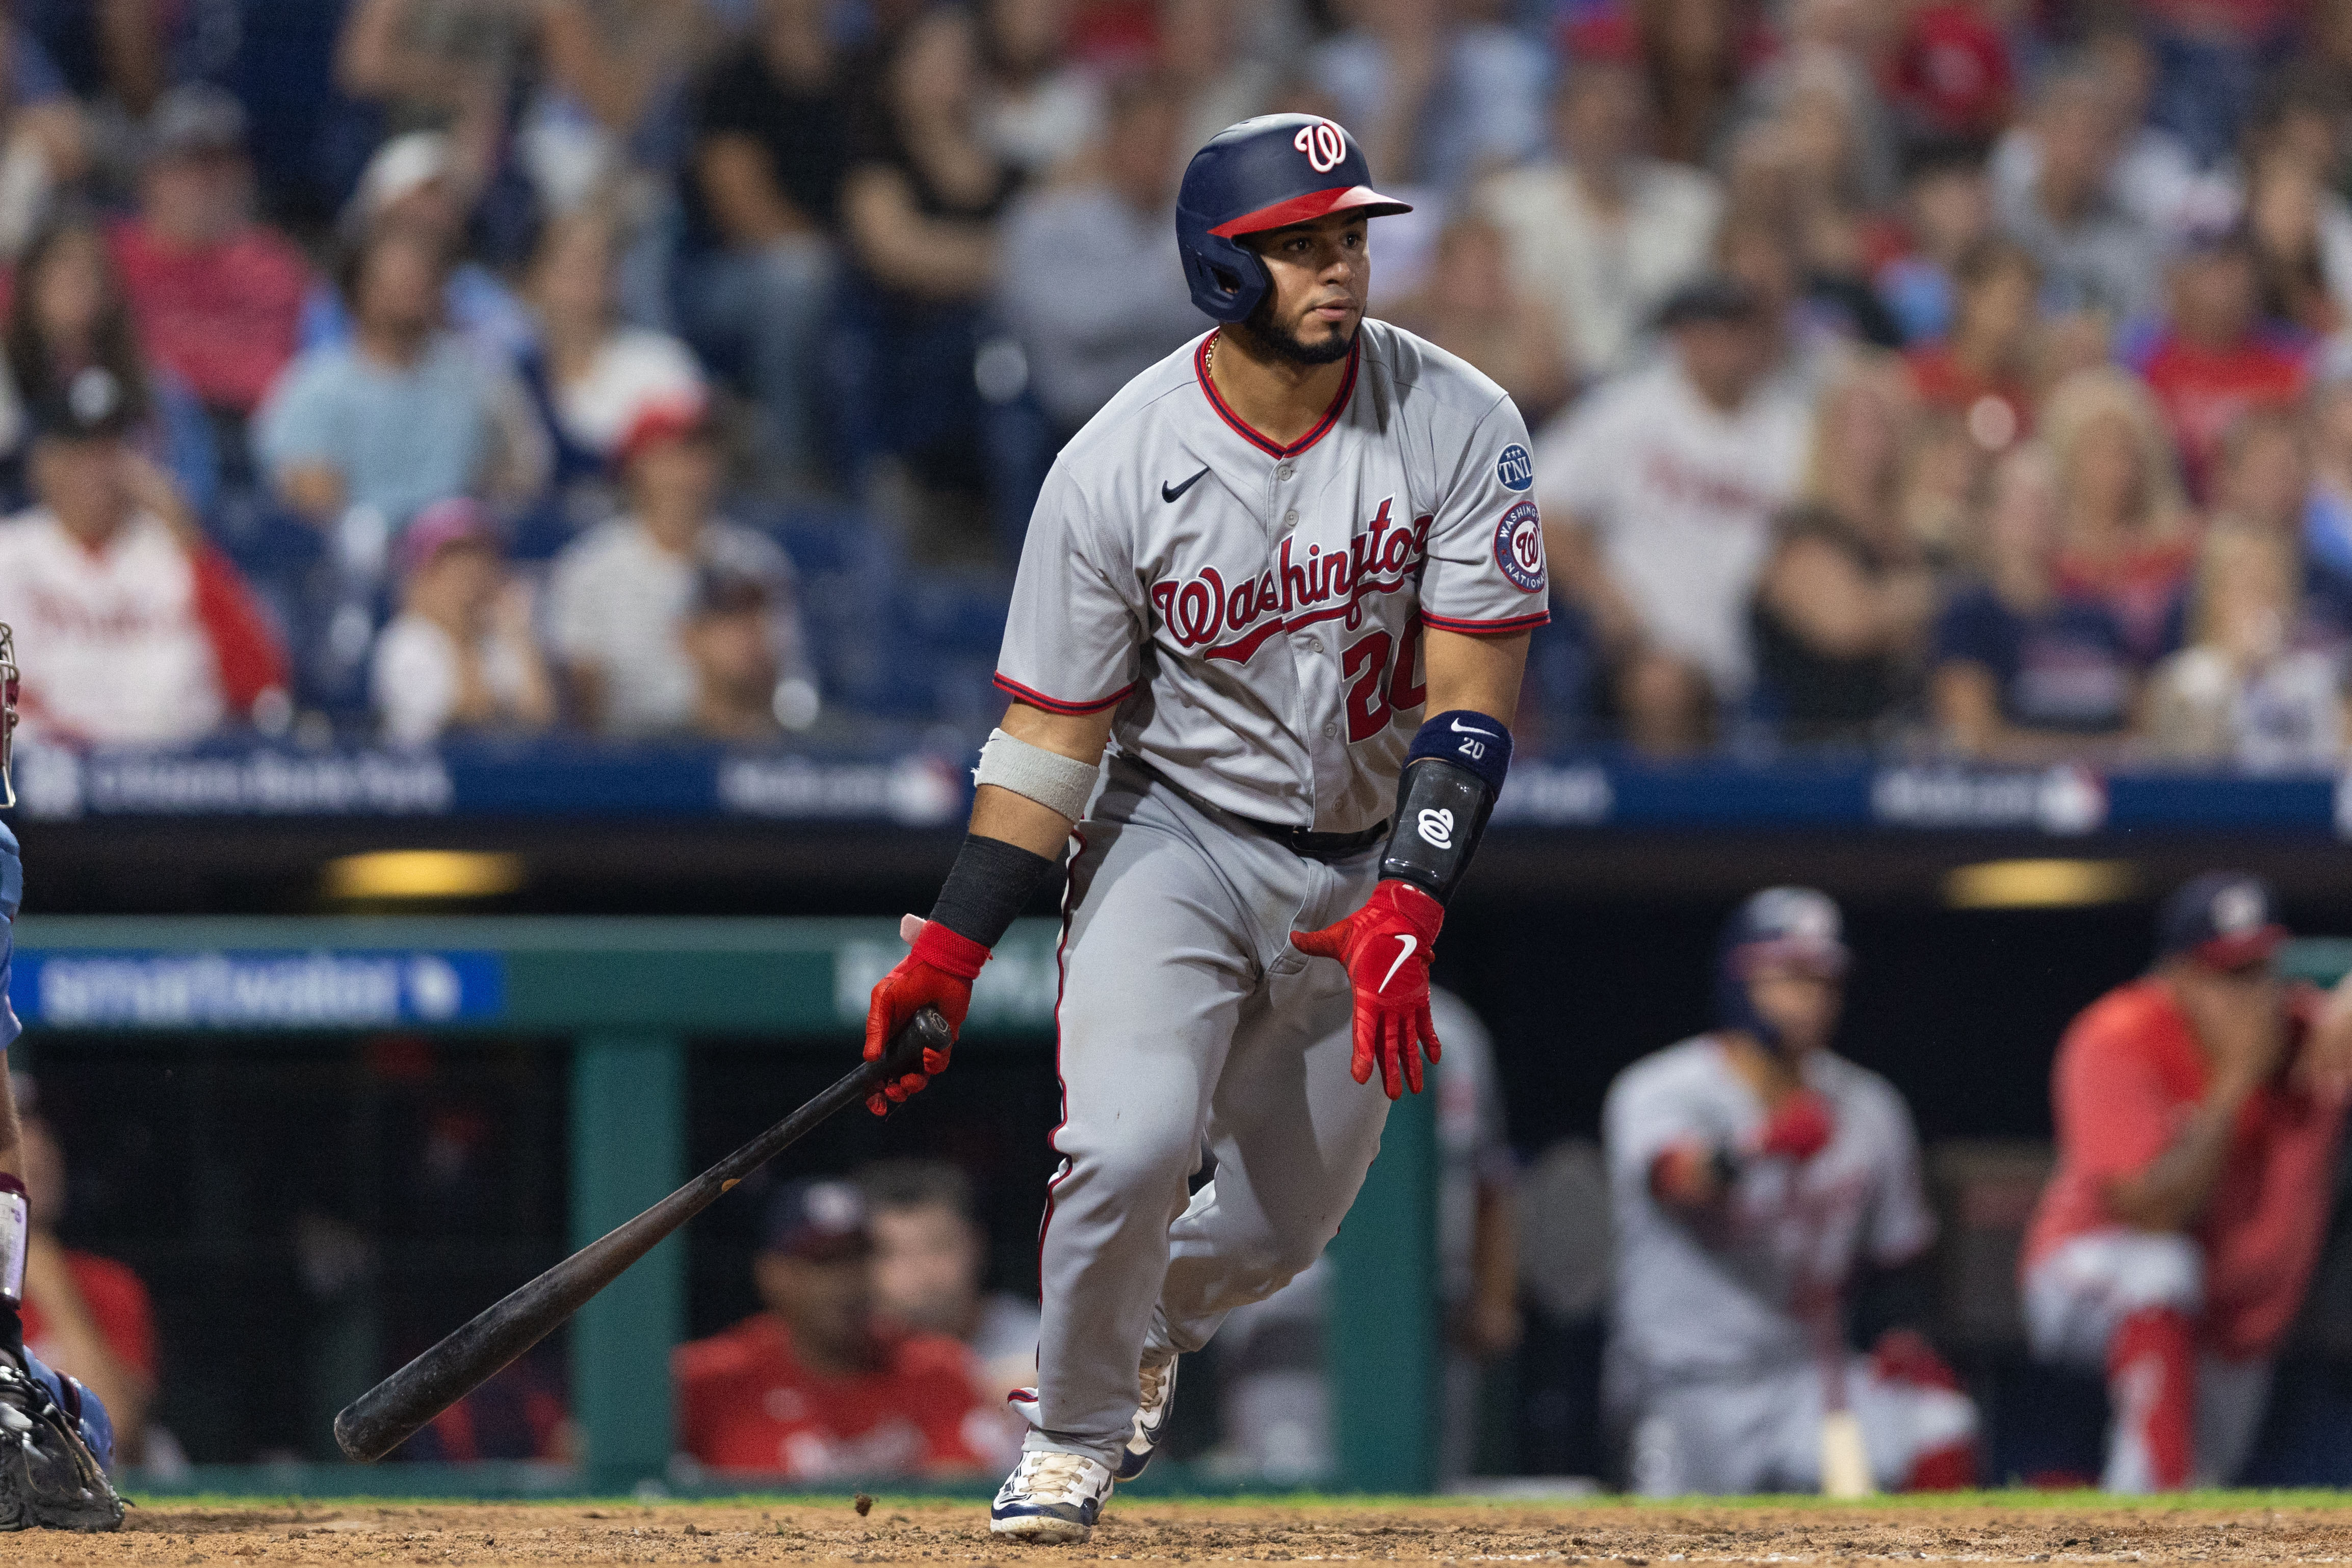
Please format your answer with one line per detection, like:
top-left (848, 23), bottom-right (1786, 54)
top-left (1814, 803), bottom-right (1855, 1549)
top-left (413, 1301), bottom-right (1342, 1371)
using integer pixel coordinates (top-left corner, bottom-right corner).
top-left (863, 915), bottom-right (982, 1116)
top-left (1293, 879), bottom-right (1447, 1099)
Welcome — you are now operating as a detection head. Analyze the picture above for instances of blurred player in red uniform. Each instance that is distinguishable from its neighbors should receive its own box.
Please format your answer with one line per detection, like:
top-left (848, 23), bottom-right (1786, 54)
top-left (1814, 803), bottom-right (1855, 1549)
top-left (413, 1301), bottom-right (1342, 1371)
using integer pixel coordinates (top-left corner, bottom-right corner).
top-left (2022, 872), bottom-right (2352, 1491)
top-left (673, 1179), bottom-right (990, 1480)
top-left (14, 1086), bottom-right (153, 1464)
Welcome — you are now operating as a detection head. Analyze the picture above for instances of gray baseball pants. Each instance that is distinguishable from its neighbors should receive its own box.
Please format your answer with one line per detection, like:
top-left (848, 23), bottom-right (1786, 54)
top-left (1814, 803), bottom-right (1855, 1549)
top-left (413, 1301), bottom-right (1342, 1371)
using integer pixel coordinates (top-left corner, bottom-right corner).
top-left (1025, 755), bottom-right (1392, 1469)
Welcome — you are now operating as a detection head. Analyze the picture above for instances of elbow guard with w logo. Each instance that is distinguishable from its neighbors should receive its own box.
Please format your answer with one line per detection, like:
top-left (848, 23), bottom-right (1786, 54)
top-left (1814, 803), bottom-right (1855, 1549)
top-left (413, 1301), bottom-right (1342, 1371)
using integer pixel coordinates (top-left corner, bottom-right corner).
top-left (1291, 712), bottom-right (1512, 1099)
top-left (1378, 710), bottom-right (1511, 905)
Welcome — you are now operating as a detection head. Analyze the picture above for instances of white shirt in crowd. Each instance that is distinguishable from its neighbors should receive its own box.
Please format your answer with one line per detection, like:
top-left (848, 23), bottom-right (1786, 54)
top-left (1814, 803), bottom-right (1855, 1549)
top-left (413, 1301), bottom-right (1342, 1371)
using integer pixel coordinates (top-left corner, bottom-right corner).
top-left (1476, 158), bottom-right (1723, 381)
top-left (545, 515), bottom-right (808, 737)
top-left (1991, 122), bottom-right (2240, 248)
top-left (2150, 644), bottom-right (2348, 771)
top-left (1536, 358), bottom-right (1811, 694)
top-left (371, 611), bottom-right (542, 747)
top-left (0, 508), bottom-right (226, 744)
top-left (983, 70), bottom-right (1103, 177)
top-left (550, 329), bottom-right (706, 459)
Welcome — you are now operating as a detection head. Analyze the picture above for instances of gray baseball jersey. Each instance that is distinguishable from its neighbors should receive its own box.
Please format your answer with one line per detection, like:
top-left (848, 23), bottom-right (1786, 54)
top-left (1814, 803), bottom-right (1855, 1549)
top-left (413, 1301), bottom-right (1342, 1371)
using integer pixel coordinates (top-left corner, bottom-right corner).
top-left (995, 318), bottom-right (1550, 833)
top-left (1603, 1036), bottom-right (1936, 1383)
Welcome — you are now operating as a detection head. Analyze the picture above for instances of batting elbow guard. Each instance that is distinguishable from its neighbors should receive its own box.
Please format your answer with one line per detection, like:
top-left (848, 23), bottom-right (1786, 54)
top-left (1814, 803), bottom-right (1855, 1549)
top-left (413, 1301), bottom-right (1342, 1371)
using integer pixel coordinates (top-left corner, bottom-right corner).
top-left (1379, 711), bottom-right (1511, 905)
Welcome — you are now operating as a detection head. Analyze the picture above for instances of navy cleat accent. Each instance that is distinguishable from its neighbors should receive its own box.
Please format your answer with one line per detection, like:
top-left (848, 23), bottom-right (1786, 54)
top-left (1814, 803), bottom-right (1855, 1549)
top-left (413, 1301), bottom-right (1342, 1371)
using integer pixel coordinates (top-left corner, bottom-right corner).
top-left (989, 1449), bottom-right (1113, 1541)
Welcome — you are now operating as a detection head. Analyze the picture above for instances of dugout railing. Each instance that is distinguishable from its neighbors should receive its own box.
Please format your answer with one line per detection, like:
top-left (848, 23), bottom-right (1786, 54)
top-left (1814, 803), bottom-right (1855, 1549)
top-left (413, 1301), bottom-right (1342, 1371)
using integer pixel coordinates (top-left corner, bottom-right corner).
top-left (7, 915), bottom-right (1441, 1497)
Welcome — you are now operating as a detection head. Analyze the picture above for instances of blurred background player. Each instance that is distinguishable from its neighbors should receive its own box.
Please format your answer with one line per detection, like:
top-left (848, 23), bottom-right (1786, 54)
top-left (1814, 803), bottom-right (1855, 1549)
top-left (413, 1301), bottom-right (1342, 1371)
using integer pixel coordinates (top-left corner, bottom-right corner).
top-left (858, 1159), bottom-right (1040, 1412)
top-left (0, 625), bottom-right (124, 1529)
top-left (672, 1178), bottom-right (987, 1481)
top-left (12, 1079), bottom-right (154, 1469)
top-left (1602, 887), bottom-right (1977, 1495)
top-left (2021, 873), bottom-right (2352, 1492)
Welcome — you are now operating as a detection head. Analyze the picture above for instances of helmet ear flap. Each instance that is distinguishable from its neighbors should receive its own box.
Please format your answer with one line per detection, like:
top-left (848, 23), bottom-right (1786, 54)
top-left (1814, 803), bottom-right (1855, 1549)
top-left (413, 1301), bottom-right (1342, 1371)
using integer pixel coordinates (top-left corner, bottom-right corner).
top-left (1177, 223), bottom-right (1270, 324)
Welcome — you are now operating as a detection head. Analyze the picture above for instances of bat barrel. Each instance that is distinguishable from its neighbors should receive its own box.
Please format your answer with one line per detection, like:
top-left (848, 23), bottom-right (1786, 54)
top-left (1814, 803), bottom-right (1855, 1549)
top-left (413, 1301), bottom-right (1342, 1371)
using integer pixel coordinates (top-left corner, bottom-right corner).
top-left (332, 1008), bottom-right (948, 1461)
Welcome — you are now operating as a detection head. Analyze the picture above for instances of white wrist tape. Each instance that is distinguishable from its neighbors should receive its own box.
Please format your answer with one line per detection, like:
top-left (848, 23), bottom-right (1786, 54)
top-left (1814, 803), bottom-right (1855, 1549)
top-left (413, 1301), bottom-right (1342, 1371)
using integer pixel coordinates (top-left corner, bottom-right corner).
top-left (0, 1181), bottom-right (24, 1306)
top-left (974, 728), bottom-right (1101, 822)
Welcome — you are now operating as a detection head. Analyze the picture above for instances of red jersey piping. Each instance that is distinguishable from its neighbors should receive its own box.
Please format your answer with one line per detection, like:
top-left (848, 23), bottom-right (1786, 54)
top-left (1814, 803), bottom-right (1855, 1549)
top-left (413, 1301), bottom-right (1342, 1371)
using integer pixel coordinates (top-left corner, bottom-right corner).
top-left (1194, 332), bottom-right (1359, 459)
top-left (992, 674), bottom-right (1136, 715)
top-left (1419, 608), bottom-right (1552, 636)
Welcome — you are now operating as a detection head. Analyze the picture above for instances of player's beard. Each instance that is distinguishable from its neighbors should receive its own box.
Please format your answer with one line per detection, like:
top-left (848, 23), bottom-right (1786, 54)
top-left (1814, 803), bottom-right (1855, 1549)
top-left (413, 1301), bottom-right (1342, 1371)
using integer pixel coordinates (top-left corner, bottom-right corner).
top-left (1236, 291), bottom-right (1357, 367)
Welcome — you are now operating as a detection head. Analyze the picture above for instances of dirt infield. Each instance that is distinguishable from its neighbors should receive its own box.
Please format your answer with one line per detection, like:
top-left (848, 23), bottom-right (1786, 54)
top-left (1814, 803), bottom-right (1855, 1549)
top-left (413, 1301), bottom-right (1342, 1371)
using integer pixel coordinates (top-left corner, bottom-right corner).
top-left (4, 1497), bottom-right (2352, 1566)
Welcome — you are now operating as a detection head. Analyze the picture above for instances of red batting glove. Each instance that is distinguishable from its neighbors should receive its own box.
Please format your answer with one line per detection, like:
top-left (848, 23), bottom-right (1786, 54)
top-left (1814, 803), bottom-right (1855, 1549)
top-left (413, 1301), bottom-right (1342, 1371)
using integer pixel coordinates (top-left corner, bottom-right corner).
top-left (1755, 1089), bottom-right (1835, 1162)
top-left (1293, 880), bottom-right (1446, 1099)
top-left (863, 918), bottom-right (981, 1116)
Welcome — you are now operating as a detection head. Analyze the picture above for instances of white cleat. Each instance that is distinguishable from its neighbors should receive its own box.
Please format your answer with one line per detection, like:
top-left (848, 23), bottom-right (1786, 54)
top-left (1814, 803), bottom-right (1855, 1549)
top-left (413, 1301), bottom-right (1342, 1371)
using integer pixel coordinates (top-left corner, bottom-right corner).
top-left (989, 1449), bottom-right (1115, 1542)
top-left (1118, 1355), bottom-right (1178, 1480)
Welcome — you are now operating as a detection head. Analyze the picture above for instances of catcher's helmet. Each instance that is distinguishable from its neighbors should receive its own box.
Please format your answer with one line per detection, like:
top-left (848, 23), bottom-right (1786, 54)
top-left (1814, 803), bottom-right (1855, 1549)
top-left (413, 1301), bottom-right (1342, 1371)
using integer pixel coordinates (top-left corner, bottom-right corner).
top-left (1175, 114), bottom-right (1412, 324)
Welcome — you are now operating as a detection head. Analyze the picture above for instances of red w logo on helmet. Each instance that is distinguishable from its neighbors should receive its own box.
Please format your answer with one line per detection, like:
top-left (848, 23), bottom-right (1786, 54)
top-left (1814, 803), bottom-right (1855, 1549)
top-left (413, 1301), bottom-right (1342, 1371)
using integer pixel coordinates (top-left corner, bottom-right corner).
top-left (1292, 121), bottom-right (1345, 174)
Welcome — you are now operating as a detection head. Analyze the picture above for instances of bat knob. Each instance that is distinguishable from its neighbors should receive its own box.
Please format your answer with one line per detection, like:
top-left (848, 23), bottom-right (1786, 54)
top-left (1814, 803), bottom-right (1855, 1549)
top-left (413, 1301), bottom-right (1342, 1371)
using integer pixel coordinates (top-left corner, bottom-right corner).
top-left (332, 1402), bottom-right (384, 1463)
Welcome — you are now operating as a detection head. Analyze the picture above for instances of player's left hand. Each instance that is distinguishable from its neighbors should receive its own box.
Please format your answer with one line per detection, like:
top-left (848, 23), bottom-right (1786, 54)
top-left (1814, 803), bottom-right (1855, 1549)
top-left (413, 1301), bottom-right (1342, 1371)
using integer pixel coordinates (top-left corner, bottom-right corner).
top-left (1293, 879), bottom-right (1446, 1099)
top-left (861, 914), bottom-right (974, 1116)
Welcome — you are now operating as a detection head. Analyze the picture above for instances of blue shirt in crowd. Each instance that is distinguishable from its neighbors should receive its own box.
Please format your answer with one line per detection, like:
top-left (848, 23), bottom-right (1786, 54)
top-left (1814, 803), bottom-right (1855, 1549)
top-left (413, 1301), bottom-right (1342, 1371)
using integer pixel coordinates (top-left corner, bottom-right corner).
top-left (1933, 582), bottom-right (2136, 733)
top-left (254, 333), bottom-right (502, 530)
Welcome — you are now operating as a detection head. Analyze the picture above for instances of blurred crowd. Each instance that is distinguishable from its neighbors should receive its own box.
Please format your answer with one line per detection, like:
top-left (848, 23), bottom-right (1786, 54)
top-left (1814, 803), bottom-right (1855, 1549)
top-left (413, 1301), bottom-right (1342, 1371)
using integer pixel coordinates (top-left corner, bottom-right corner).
top-left (9, 0), bottom-right (2352, 763)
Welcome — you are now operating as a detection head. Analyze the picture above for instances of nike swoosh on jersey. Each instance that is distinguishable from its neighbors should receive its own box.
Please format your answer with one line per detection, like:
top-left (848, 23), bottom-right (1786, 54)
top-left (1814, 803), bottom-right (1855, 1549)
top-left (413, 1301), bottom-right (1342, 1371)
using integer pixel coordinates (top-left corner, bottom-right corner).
top-left (1378, 933), bottom-right (1418, 992)
top-left (1449, 717), bottom-right (1499, 738)
top-left (1161, 466), bottom-right (1211, 503)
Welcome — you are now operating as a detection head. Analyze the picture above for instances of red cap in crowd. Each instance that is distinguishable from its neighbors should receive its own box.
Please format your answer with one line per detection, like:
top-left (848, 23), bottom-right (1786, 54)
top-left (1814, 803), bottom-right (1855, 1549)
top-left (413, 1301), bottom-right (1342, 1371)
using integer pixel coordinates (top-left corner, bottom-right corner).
top-left (1560, 6), bottom-right (1642, 65)
top-left (615, 395), bottom-right (715, 473)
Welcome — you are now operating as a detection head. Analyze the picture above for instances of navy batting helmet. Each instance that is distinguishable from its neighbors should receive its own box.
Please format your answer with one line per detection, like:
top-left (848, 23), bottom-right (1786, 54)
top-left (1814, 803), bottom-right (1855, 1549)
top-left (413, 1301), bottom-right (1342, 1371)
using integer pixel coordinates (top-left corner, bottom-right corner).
top-left (1175, 114), bottom-right (1412, 324)
top-left (1714, 887), bottom-right (1850, 1052)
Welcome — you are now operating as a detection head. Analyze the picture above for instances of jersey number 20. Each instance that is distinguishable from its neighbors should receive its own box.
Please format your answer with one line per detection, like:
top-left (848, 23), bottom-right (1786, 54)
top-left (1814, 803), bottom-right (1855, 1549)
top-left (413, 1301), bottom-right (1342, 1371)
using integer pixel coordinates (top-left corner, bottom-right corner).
top-left (1342, 616), bottom-right (1428, 742)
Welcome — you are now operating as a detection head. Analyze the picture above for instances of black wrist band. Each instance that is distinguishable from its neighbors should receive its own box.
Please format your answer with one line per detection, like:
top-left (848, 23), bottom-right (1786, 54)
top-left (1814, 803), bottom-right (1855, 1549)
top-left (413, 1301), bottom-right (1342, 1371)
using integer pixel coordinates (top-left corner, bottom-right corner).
top-left (927, 833), bottom-right (1059, 950)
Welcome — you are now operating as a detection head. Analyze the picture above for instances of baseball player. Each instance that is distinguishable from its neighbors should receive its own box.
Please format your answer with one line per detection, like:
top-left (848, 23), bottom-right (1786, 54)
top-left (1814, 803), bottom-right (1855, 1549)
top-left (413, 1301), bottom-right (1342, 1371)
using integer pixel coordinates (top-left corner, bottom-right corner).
top-left (0, 622), bottom-right (126, 1531)
top-left (858, 115), bottom-right (1547, 1539)
top-left (1602, 888), bottom-right (1978, 1495)
top-left (2021, 873), bottom-right (2352, 1491)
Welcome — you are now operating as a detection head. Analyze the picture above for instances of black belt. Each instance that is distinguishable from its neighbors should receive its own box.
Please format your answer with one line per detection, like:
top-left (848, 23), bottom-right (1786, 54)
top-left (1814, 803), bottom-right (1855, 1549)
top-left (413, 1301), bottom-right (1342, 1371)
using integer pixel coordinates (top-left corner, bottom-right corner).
top-left (1231, 814), bottom-right (1389, 860)
top-left (1130, 757), bottom-right (1387, 860)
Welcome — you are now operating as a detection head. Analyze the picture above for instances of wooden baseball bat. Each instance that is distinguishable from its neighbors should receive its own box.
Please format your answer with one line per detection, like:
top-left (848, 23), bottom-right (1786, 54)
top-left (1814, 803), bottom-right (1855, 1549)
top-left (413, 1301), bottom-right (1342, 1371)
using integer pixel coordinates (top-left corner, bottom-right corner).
top-left (332, 1007), bottom-right (952, 1462)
